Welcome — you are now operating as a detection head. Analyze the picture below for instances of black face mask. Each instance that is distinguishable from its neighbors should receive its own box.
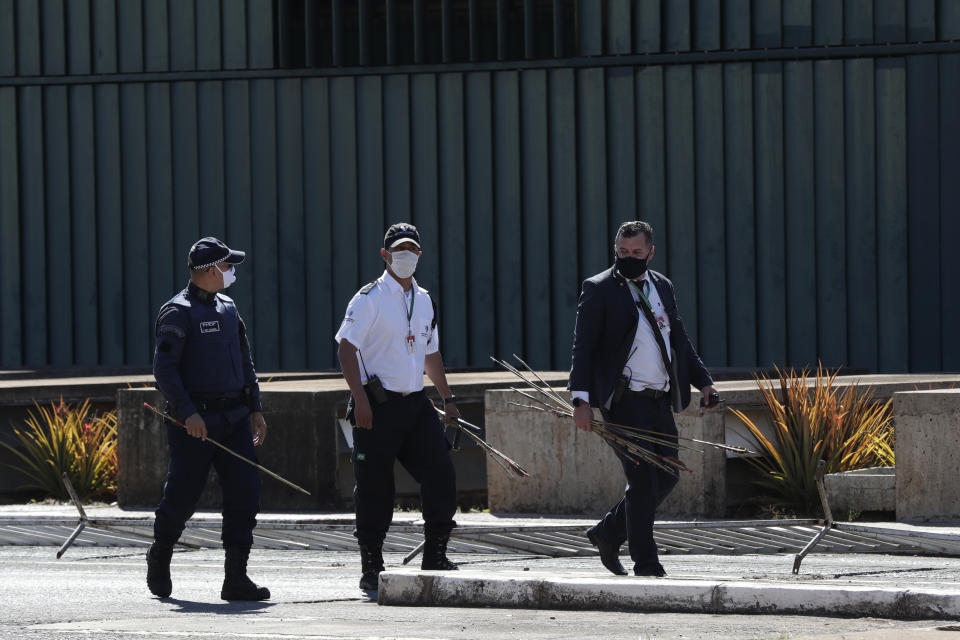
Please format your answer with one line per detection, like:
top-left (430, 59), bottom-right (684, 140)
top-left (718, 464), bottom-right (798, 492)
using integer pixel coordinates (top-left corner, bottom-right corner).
top-left (615, 255), bottom-right (647, 279)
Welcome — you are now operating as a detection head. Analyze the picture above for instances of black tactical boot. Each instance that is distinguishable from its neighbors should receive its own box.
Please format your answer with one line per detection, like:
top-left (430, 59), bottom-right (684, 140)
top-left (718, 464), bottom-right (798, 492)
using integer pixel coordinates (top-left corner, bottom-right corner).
top-left (146, 542), bottom-right (174, 597)
top-left (586, 526), bottom-right (628, 576)
top-left (420, 534), bottom-right (457, 571)
top-left (358, 543), bottom-right (385, 590)
top-left (220, 546), bottom-right (270, 601)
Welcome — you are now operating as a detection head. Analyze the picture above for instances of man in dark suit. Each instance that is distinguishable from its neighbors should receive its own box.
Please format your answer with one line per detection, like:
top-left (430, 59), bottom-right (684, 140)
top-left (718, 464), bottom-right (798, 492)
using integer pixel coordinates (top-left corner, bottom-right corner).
top-left (569, 220), bottom-right (719, 577)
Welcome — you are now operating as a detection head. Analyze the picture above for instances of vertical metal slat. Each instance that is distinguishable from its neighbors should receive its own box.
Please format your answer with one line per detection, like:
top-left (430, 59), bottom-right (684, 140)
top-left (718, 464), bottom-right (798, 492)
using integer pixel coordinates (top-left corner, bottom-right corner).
top-left (359, 0), bottom-right (370, 66)
top-left (385, 0), bottom-right (397, 64)
top-left (464, 71), bottom-right (494, 364)
top-left (45, 85), bottom-right (73, 364)
top-left (277, 78), bottom-right (306, 369)
top-left (302, 78), bottom-right (333, 367)
top-left (332, 0), bottom-right (343, 66)
top-left (497, 0), bottom-right (507, 61)
top-left (0, 0), bottom-right (16, 76)
top-left (70, 84), bottom-right (99, 365)
top-left (413, 0), bottom-right (424, 64)
top-left (524, 0), bottom-right (535, 59)
top-left (552, 0), bottom-right (564, 57)
top-left (442, 0), bottom-right (452, 63)
top-left (468, 0), bottom-right (479, 62)
top-left (0, 86), bottom-right (21, 366)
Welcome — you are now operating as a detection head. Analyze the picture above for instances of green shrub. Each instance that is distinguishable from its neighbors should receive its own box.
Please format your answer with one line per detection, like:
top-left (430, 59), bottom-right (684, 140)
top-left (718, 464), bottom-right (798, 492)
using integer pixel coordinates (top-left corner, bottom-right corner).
top-left (0, 399), bottom-right (118, 502)
top-left (729, 365), bottom-right (894, 512)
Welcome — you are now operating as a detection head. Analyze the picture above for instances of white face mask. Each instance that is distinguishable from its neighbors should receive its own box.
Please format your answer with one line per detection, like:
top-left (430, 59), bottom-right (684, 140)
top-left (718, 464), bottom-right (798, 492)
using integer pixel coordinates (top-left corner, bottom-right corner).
top-left (389, 250), bottom-right (419, 279)
top-left (220, 264), bottom-right (237, 289)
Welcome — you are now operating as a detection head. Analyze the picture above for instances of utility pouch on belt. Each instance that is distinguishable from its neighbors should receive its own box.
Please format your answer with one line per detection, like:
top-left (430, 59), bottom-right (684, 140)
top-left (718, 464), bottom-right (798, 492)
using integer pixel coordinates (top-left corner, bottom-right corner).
top-left (364, 375), bottom-right (388, 405)
top-left (356, 350), bottom-right (387, 405)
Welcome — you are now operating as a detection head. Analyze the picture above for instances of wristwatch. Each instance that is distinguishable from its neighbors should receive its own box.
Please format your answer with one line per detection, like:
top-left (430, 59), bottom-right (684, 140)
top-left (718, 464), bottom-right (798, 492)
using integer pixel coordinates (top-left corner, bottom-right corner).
top-left (572, 397), bottom-right (586, 408)
top-left (443, 396), bottom-right (457, 405)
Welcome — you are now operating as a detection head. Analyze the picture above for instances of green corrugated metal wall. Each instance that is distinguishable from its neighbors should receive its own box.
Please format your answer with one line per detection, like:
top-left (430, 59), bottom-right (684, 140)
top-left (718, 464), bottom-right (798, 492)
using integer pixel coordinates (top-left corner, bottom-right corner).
top-left (1, 0), bottom-right (959, 373)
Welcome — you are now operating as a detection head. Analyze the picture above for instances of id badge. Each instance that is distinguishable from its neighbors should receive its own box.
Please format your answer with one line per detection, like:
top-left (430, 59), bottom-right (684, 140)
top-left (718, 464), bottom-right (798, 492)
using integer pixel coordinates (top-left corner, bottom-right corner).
top-left (405, 333), bottom-right (416, 354)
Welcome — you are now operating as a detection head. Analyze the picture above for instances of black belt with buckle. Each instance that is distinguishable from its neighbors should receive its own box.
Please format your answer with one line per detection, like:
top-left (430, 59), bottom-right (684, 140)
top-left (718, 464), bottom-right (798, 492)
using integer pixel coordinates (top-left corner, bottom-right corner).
top-left (190, 393), bottom-right (245, 412)
top-left (627, 387), bottom-right (667, 399)
top-left (384, 389), bottom-right (422, 400)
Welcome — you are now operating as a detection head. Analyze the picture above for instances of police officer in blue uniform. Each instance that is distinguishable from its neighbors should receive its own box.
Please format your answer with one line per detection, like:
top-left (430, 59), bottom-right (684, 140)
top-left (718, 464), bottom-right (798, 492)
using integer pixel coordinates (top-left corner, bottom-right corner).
top-left (146, 237), bottom-right (270, 601)
top-left (336, 223), bottom-right (461, 591)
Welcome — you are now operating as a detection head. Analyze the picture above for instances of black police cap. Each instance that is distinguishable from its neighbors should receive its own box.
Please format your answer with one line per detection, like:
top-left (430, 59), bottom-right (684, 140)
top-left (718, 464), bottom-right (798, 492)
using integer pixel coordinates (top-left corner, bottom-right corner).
top-left (384, 223), bottom-right (421, 249)
top-left (188, 237), bottom-right (246, 269)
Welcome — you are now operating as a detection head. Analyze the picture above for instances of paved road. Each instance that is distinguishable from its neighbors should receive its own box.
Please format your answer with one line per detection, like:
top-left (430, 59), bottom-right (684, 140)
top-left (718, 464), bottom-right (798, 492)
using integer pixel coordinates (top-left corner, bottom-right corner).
top-left (2, 546), bottom-right (959, 640)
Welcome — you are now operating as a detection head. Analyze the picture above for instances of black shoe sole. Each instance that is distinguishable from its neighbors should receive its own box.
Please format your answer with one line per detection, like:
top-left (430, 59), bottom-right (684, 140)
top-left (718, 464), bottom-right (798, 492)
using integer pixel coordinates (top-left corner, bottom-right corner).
top-left (220, 589), bottom-right (270, 601)
top-left (147, 584), bottom-right (172, 598)
top-left (633, 564), bottom-right (667, 577)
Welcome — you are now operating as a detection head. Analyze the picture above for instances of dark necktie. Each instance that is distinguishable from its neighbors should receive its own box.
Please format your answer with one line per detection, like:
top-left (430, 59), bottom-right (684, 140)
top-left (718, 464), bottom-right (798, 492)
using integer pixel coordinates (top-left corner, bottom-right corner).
top-left (635, 279), bottom-right (648, 307)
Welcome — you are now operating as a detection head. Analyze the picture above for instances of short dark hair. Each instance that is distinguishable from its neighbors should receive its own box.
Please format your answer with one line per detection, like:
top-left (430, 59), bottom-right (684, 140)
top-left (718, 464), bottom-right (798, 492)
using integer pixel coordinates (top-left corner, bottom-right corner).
top-left (614, 221), bottom-right (654, 245)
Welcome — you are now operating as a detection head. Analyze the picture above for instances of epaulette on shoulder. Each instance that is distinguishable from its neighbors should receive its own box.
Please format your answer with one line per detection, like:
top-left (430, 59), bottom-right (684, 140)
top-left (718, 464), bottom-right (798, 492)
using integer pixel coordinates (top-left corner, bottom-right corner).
top-left (359, 281), bottom-right (378, 295)
top-left (167, 289), bottom-right (192, 308)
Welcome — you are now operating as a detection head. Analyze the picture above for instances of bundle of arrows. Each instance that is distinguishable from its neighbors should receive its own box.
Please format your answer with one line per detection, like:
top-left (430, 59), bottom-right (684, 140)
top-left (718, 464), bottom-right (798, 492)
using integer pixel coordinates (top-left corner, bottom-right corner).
top-left (492, 354), bottom-right (755, 476)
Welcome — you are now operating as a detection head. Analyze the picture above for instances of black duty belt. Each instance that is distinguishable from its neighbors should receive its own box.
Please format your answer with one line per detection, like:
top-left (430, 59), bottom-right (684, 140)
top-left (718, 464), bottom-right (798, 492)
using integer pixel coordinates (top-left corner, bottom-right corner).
top-left (626, 387), bottom-right (668, 399)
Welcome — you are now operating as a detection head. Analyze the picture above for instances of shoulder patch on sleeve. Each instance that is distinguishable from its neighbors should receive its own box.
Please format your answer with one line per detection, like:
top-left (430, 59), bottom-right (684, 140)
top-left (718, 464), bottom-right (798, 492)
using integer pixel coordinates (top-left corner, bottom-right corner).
top-left (359, 281), bottom-right (377, 295)
top-left (158, 324), bottom-right (186, 339)
top-left (155, 305), bottom-right (187, 338)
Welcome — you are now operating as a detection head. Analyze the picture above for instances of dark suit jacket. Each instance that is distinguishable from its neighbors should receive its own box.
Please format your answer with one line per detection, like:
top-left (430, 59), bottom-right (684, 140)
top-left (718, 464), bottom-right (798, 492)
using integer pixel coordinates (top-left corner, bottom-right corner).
top-left (568, 266), bottom-right (713, 412)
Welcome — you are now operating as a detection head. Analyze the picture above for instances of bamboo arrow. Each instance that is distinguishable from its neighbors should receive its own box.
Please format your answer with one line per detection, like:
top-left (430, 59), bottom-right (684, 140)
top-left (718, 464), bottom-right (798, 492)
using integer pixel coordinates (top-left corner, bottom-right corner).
top-left (143, 402), bottom-right (311, 496)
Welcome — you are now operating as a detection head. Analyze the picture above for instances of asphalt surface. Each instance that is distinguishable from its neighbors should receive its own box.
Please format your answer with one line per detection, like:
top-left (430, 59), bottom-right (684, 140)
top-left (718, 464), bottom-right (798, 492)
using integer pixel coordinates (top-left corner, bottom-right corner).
top-left (2, 545), bottom-right (960, 640)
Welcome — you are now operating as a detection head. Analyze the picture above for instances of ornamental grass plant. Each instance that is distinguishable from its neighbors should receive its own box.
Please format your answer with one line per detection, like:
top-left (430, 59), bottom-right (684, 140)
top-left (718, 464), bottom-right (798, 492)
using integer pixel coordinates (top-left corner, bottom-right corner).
top-left (0, 399), bottom-right (118, 502)
top-left (729, 365), bottom-right (894, 513)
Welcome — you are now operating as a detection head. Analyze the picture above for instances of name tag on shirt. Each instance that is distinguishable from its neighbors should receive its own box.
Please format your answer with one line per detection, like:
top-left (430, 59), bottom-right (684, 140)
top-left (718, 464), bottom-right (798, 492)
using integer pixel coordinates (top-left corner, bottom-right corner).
top-left (200, 321), bottom-right (221, 334)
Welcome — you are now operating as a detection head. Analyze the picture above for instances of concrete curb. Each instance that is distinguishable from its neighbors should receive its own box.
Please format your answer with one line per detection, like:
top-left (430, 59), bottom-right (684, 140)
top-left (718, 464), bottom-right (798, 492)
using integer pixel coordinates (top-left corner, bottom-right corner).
top-left (378, 569), bottom-right (960, 619)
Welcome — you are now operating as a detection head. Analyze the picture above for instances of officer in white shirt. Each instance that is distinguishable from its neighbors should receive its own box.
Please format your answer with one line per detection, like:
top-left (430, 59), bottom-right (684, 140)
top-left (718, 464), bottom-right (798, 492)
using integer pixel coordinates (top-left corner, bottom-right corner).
top-left (335, 222), bottom-right (462, 592)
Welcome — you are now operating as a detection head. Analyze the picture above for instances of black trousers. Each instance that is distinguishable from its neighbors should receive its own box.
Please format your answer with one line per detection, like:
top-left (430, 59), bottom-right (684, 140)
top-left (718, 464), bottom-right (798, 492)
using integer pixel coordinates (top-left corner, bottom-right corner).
top-left (352, 390), bottom-right (457, 546)
top-left (154, 410), bottom-right (261, 548)
top-left (595, 393), bottom-right (679, 567)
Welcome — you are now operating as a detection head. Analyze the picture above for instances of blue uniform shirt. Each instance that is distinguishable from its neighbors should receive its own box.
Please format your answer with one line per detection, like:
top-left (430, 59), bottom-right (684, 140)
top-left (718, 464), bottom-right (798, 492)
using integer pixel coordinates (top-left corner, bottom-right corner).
top-left (153, 281), bottom-right (262, 420)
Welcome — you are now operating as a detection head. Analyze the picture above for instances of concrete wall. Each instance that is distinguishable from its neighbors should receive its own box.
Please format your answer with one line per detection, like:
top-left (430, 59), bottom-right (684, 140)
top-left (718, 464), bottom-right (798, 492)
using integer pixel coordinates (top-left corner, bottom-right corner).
top-left (894, 389), bottom-right (960, 522)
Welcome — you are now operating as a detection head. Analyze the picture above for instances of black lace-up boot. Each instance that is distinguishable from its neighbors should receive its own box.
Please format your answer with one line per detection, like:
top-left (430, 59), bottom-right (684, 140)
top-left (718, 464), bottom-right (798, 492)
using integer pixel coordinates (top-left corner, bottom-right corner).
top-left (146, 542), bottom-right (174, 597)
top-left (220, 546), bottom-right (270, 600)
top-left (359, 543), bottom-right (385, 590)
top-left (420, 534), bottom-right (457, 570)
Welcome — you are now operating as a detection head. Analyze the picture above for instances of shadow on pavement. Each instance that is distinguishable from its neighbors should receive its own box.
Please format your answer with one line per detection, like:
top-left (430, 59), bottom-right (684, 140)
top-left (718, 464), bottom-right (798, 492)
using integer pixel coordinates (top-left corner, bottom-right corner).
top-left (164, 598), bottom-right (274, 614)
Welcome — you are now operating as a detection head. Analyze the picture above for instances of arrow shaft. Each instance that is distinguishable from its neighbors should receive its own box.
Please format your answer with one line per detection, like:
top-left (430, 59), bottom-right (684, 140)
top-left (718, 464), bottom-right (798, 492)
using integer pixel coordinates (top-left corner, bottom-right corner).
top-left (435, 407), bottom-right (530, 478)
top-left (143, 402), bottom-right (311, 496)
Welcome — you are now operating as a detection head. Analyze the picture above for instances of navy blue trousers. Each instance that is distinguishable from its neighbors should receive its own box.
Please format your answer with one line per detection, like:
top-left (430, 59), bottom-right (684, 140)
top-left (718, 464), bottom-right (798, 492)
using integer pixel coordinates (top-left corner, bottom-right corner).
top-left (153, 411), bottom-right (261, 548)
top-left (595, 393), bottom-right (679, 567)
top-left (352, 391), bottom-right (456, 546)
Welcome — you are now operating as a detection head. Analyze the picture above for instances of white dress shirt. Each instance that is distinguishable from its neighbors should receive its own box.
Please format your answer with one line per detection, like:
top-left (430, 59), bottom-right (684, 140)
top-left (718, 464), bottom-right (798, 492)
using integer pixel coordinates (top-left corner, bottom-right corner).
top-left (334, 271), bottom-right (439, 393)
